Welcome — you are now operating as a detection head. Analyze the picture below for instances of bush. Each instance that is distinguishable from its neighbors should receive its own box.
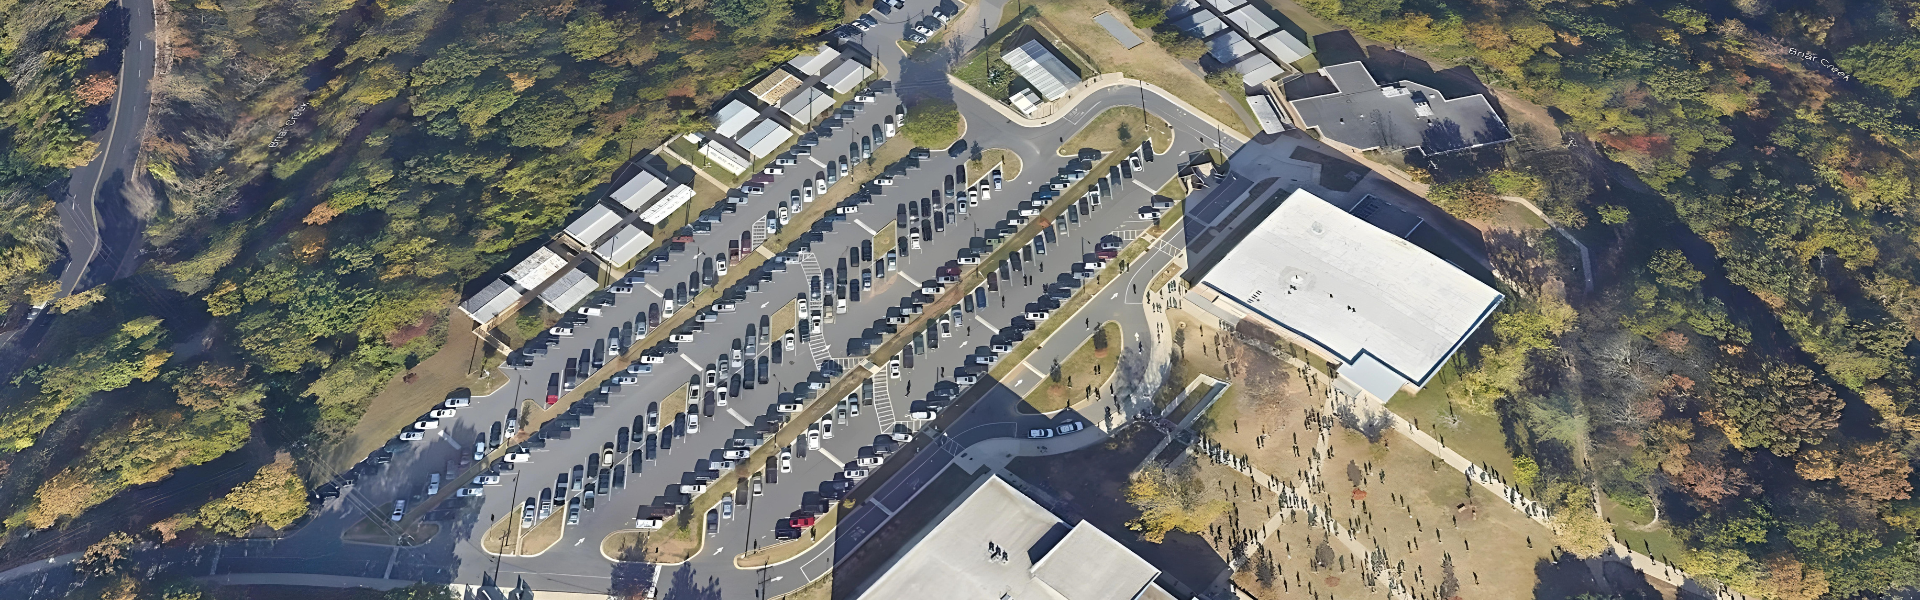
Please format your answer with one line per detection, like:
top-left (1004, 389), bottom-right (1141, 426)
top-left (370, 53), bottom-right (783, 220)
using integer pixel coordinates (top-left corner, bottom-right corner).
top-left (900, 99), bottom-right (961, 147)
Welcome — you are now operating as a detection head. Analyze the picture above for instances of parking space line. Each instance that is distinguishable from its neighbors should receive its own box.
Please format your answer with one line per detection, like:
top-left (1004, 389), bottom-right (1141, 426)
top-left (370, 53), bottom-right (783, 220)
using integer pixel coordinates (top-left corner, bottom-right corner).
top-left (853, 219), bottom-right (877, 236)
top-left (1131, 179), bottom-right (1158, 194)
top-left (808, 156), bottom-right (827, 168)
top-left (680, 354), bottom-right (702, 369)
top-left (645, 284), bottom-right (663, 297)
top-left (725, 407), bottom-right (753, 426)
top-left (972, 315), bottom-right (998, 333)
top-left (818, 447), bottom-right (845, 466)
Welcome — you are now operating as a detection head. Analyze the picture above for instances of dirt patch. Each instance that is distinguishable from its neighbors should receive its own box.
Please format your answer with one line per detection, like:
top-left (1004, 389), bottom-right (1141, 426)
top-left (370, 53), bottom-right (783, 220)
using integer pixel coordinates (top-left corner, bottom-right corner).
top-left (605, 529), bottom-right (698, 563)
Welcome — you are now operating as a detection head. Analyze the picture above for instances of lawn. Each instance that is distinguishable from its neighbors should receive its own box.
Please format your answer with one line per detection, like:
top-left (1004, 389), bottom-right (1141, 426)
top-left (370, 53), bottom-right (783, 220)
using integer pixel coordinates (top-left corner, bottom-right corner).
top-left (1385, 359), bottom-right (1519, 481)
top-left (315, 311), bottom-right (503, 484)
top-left (480, 506), bottom-right (565, 556)
top-left (1600, 492), bottom-right (1686, 565)
top-left (1058, 106), bottom-right (1173, 158)
top-left (603, 529), bottom-right (698, 563)
top-left (1022, 321), bottom-right (1122, 413)
top-left (1022, 0), bottom-right (1249, 137)
top-left (953, 6), bottom-right (1052, 103)
top-left (871, 219), bottom-right (897, 260)
top-left (341, 516), bottom-right (437, 547)
top-left (965, 147), bottom-right (1022, 182)
top-left (768, 298), bottom-right (798, 343)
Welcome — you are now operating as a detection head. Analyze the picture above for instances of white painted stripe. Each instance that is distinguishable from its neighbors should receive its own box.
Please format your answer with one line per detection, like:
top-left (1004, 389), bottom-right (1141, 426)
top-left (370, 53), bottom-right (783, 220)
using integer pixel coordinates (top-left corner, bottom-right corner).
top-left (436, 430), bottom-right (463, 451)
top-left (725, 407), bottom-right (754, 426)
top-left (972, 315), bottom-right (999, 333)
top-left (818, 447), bottom-right (845, 466)
top-left (853, 219), bottom-right (877, 236)
top-left (680, 354), bottom-right (702, 369)
top-left (808, 156), bottom-right (827, 168)
top-left (1132, 179), bottom-right (1158, 194)
top-left (646, 284), bottom-right (664, 297)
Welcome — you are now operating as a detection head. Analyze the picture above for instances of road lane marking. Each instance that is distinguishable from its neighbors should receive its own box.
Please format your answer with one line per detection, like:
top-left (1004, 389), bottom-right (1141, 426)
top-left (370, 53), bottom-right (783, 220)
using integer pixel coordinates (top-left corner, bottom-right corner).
top-left (1131, 179), bottom-right (1157, 194)
top-left (712, 546), bottom-right (725, 555)
top-left (853, 219), bottom-right (877, 235)
top-left (680, 354), bottom-right (702, 369)
top-left (726, 408), bottom-right (753, 426)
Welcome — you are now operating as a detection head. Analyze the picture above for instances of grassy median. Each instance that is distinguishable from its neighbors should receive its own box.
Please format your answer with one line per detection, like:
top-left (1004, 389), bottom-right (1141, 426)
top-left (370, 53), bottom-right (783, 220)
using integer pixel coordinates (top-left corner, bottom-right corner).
top-left (1021, 321), bottom-right (1121, 413)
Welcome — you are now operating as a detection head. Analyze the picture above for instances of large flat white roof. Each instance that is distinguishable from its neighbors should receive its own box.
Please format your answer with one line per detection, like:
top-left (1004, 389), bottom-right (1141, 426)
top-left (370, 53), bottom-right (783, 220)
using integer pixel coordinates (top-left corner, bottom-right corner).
top-left (1201, 189), bottom-right (1501, 386)
top-left (639, 184), bottom-right (694, 224)
top-left (855, 476), bottom-right (1162, 600)
top-left (698, 140), bottom-right (750, 174)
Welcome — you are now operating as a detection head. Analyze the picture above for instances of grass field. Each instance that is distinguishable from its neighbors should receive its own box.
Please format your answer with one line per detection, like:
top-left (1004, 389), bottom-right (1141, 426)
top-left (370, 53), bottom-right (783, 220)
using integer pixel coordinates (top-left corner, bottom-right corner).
top-left (1600, 493), bottom-right (1685, 564)
top-left (1026, 0), bottom-right (1249, 136)
top-left (341, 516), bottom-right (438, 547)
top-left (1059, 106), bottom-right (1173, 158)
top-left (480, 506), bottom-right (564, 555)
top-left (1022, 321), bottom-right (1121, 413)
top-left (316, 312), bottom-right (503, 484)
top-left (966, 148), bottom-right (1021, 183)
top-left (603, 529), bottom-right (698, 563)
top-left (1385, 360), bottom-right (1518, 481)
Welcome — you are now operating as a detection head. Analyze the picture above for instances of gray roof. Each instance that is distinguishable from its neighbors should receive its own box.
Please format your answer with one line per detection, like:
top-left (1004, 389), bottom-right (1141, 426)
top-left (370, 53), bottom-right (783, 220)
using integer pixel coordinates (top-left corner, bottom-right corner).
top-left (610, 169), bottom-right (667, 211)
top-left (1171, 9), bottom-right (1227, 38)
top-left (1002, 39), bottom-right (1083, 101)
top-left (1288, 61), bottom-right (1512, 154)
top-left (735, 119), bottom-right (794, 159)
top-left (781, 85), bottom-right (838, 123)
top-left (854, 476), bottom-right (1163, 600)
top-left (1199, 189), bottom-right (1503, 387)
top-left (1093, 12), bottom-right (1144, 48)
top-left (1198, 0), bottom-right (1248, 11)
top-left (1207, 31), bottom-right (1256, 63)
top-left (713, 100), bottom-right (757, 139)
top-left (1260, 29), bottom-right (1313, 63)
top-left (593, 224), bottom-right (653, 267)
top-left (538, 267), bottom-right (599, 311)
top-left (1225, 5), bottom-right (1279, 37)
top-left (562, 202), bottom-right (622, 247)
top-left (503, 247), bottom-right (566, 287)
top-left (822, 60), bottom-right (873, 94)
top-left (786, 44), bottom-right (841, 76)
top-left (1030, 522), bottom-right (1161, 600)
top-left (458, 278), bottom-right (521, 324)
top-left (1247, 92), bottom-right (1286, 133)
top-left (1234, 52), bottom-right (1284, 85)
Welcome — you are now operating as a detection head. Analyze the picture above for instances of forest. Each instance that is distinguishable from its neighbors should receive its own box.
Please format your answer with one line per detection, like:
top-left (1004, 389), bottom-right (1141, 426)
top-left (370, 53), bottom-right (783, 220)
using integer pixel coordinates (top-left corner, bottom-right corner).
top-left (0, 0), bottom-right (852, 561)
top-left (0, 0), bottom-right (1915, 597)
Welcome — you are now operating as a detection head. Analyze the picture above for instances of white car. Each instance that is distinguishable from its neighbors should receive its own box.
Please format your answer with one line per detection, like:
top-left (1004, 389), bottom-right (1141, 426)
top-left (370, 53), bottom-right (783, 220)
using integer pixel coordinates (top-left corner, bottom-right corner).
top-left (910, 410), bottom-right (936, 420)
top-left (776, 403), bottom-right (804, 413)
top-left (1057, 421), bottom-right (1087, 435)
top-left (443, 396), bottom-right (471, 408)
top-left (913, 23), bottom-right (932, 35)
top-left (635, 517), bottom-right (665, 529)
top-left (819, 416), bottom-right (835, 439)
top-left (723, 449), bottom-right (750, 460)
top-left (429, 408), bottom-right (457, 419)
top-left (779, 447), bottom-right (794, 473)
top-left (844, 468), bottom-right (870, 479)
top-left (806, 427), bottom-right (821, 449)
top-left (857, 456), bottom-right (884, 467)
top-left (639, 354), bottom-right (666, 364)
top-left (426, 474), bottom-right (441, 495)
top-left (472, 474), bottom-right (502, 486)
top-left (614, 376), bottom-right (639, 385)
top-left (549, 326), bottom-right (574, 337)
top-left (889, 358), bottom-right (902, 379)
top-left (399, 431), bottom-right (425, 441)
top-left (784, 331), bottom-right (797, 351)
top-left (889, 431), bottom-right (914, 443)
top-left (1027, 428), bottom-right (1055, 439)
top-left (815, 178), bottom-right (827, 195)
top-left (474, 442), bottom-right (487, 461)
top-left (456, 487), bottom-right (484, 497)
top-left (503, 452), bottom-right (531, 463)
top-left (390, 500), bottom-right (406, 521)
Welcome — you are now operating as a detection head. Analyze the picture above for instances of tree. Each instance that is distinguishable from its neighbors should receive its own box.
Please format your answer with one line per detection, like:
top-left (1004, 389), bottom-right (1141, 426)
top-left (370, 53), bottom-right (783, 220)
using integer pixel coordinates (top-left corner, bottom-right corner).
top-left (1547, 482), bottom-right (1612, 557)
top-left (708, 0), bottom-right (774, 28)
top-left (74, 72), bottom-right (116, 106)
top-left (1836, 441), bottom-right (1912, 501)
top-left (189, 453), bottom-right (309, 535)
top-left (384, 583), bottom-right (455, 600)
top-left (899, 99), bottom-right (960, 148)
top-left (1152, 31), bottom-right (1204, 60)
top-left (563, 13), bottom-right (622, 61)
top-left (1840, 40), bottom-right (1920, 98)
top-left (1428, 178), bottom-right (1501, 219)
top-left (1125, 461), bottom-right (1227, 542)
top-left (1597, 204), bottom-right (1629, 225)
